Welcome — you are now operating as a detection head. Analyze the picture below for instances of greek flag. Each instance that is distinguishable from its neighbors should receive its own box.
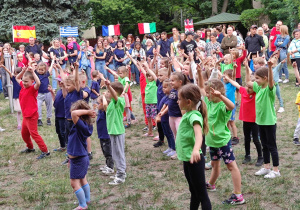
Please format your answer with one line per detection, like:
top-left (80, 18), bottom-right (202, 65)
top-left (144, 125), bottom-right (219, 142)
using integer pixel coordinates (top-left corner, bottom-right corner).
top-left (60, 26), bottom-right (78, 37)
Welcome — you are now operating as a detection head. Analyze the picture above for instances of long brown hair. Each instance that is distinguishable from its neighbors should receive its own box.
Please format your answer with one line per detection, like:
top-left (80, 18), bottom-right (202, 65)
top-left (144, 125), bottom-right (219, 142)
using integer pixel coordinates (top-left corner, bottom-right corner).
top-left (179, 84), bottom-right (208, 134)
top-left (96, 41), bottom-right (104, 54)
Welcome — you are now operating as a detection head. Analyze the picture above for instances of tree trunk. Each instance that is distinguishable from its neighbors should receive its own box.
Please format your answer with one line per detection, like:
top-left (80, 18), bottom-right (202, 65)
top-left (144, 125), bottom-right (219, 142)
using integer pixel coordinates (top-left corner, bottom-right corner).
top-left (221, 0), bottom-right (229, 13)
top-left (212, 0), bottom-right (218, 15)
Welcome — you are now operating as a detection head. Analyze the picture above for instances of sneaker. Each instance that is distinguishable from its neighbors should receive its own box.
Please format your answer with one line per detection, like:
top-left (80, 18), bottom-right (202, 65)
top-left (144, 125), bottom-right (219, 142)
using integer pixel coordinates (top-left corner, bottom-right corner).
top-left (88, 152), bottom-right (93, 160)
top-left (205, 161), bottom-right (212, 170)
top-left (170, 152), bottom-right (177, 159)
top-left (167, 150), bottom-right (176, 157)
top-left (278, 79), bottom-right (283, 83)
top-left (264, 170), bottom-right (281, 179)
top-left (53, 147), bottom-right (66, 152)
top-left (142, 126), bottom-right (148, 132)
top-left (255, 168), bottom-right (271, 176)
top-left (5, 97), bottom-right (8, 99)
top-left (110, 174), bottom-right (117, 179)
top-left (255, 157), bottom-right (264, 167)
top-left (36, 151), bottom-right (50, 159)
top-left (231, 137), bottom-right (239, 145)
top-left (38, 119), bottom-right (43, 126)
top-left (222, 193), bottom-right (245, 205)
top-left (153, 126), bottom-right (157, 130)
top-left (206, 182), bottom-right (216, 191)
top-left (153, 135), bottom-right (159, 141)
top-left (242, 155), bottom-right (251, 164)
top-left (73, 206), bottom-right (88, 210)
top-left (283, 79), bottom-right (289, 84)
top-left (0, 127), bottom-right (5, 132)
top-left (277, 107), bottom-right (284, 113)
top-left (293, 138), bottom-right (300, 145)
top-left (20, 148), bottom-right (35, 153)
top-left (153, 140), bottom-right (164, 147)
top-left (47, 119), bottom-right (51, 126)
top-left (163, 148), bottom-right (172, 154)
top-left (102, 167), bottom-right (114, 175)
top-left (130, 81), bottom-right (134, 86)
top-left (133, 81), bottom-right (137, 85)
top-left (100, 165), bottom-right (108, 171)
top-left (108, 177), bottom-right (125, 185)
top-left (124, 123), bottom-right (131, 128)
top-left (61, 158), bottom-right (69, 165)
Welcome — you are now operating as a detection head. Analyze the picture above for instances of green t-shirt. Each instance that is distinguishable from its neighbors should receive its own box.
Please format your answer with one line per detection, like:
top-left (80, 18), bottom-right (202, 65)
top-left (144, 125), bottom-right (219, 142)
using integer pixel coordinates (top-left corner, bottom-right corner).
top-left (204, 96), bottom-right (232, 148)
top-left (253, 82), bottom-right (277, 125)
top-left (176, 110), bottom-right (203, 162)
top-left (118, 77), bottom-right (130, 93)
top-left (220, 63), bottom-right (233, 73)
top-left (106, 97), bottom-right (125, 135)
top-left (145, 79), bottom-right (158, 104)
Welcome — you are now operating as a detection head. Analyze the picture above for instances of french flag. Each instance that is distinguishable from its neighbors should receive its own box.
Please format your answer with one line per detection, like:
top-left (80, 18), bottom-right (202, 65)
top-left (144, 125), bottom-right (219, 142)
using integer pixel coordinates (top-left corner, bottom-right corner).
top-left (102, 25), bottom-right (120, 36)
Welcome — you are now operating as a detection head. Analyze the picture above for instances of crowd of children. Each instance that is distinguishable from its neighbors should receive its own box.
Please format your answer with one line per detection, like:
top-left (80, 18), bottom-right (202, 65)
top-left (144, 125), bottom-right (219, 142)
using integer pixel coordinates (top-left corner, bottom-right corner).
top-left (2, 30), bottom-right (300, 209)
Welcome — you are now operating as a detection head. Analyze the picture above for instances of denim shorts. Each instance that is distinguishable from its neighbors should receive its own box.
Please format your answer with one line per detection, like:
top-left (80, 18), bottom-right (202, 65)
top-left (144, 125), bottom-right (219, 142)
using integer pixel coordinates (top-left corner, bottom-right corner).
top-left (209, 140), bottom-right (235, 164)
top-left (230, 105), bottom-right (236, 121)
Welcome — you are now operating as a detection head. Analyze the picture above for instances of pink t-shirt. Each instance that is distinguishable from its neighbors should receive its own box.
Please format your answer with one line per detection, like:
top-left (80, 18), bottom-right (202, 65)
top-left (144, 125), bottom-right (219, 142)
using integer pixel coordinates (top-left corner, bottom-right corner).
top-left (239, 87), bottom-right (256, 122)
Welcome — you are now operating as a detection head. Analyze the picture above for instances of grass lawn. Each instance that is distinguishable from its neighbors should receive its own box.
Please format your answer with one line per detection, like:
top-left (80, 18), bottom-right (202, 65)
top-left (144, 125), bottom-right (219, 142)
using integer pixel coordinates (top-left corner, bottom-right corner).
top-left (0, 66), bottom-right (299, 209)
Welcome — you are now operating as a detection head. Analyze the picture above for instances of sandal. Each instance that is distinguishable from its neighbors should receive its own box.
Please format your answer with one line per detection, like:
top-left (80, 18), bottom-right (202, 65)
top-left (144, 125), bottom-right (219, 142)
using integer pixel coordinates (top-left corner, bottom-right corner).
top-left (53, 147), bottom-right (66, 152)
top-left (144, 133), bottom-right (154, 137)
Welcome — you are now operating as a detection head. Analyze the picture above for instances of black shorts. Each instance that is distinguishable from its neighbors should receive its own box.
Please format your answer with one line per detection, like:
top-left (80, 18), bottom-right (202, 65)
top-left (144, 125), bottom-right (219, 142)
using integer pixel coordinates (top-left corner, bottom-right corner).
top-left (236, 78), bottom-right (242, 92)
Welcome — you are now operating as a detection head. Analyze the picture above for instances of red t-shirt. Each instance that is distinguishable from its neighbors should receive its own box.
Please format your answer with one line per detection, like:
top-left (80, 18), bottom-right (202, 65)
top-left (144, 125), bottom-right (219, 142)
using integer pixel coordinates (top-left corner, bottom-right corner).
top-left (269, 27), bottom-right (281, 52)
top-left (19, 81), bottom-right (38, 118)
top-left (234, 50), bottom-right (247, 79)
top-left (239, 87), bottom-right (256, 122)
top-left (139, 69), bottom-right (146, 94)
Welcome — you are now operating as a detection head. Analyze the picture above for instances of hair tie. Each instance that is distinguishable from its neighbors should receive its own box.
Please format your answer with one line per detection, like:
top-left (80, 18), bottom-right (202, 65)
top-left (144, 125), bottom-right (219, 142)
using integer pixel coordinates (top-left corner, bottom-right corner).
top-left (196, 100), bottom-right (202, 109)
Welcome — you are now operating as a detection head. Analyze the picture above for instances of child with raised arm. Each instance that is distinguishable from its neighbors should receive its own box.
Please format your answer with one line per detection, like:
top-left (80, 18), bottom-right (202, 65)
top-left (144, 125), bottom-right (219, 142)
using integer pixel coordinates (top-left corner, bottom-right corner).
top-left (223, 62), bottom-right (263, 166)
top-left (1, 65), bottom-right (22, 129)
top-left (106, 66), bottom-right (131, 128)
top-left (90, 71), bottom-right (100, 111)
top-left (36, 62), bottom-right (53, 126)
top-left (68, 100), bottom-right (95, 210)
top-left (139, 62), bottom-right (158, 137)
top-left (197, 69), bottom-right (245, 205)
top-left (177, 83), bottom-right (212, 210)
top-left (16, 66), bottom-right (50, 159)
top-left (101, 73), bottom-right (127, 185)
top-left (245, 60), bottom-right (280, 178)
top-left (96, 94), bottom-right (114, 175)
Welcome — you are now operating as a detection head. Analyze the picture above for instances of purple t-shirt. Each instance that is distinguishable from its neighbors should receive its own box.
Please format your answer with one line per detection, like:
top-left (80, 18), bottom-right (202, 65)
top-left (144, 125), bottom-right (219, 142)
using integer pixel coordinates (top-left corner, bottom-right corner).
top-left (53, 89), bottom-right (65, 118)
top-left (36, 71), bottom-right (50, 93)
top-left (64, 90), bottom-right (83, 119)
top-left (156, 80), bottom-right (164, 106)
top-left (11, 76), bottom-right (21, 99)
top-left (167, 89), bottom-right (182, 117)
top-left (96, 110), bottom-right (110, 139)
top-left (158, 95), bottom-right (169, 122)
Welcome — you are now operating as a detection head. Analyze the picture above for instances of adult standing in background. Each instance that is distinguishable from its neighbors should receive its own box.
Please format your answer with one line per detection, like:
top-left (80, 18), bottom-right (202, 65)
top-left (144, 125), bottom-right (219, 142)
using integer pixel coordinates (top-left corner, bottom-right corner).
top-left (25, 37), bottom-right (42, 57)
top-left (288, 29), bottom-right (300, 86)
top-left (221, 27), bottom-right (237, 55)
top-left (169, 27), bottom-right (180, 43)
top-left (216, 26), bottom-right (225, 43)
top-left (257, 27), bottom-right (269, 54)
top-left (66, 36), bottom-right (78, 65)
top-left (157, 32), bottom-right (171, 57)
top-left (262, 23), bottom-right (271, 38)
top-left (103, 38), bottom-right (115, 82)
top-left (269, 20), bottom-right (282, 57)
top-left (245, 25), bottom-right (265, 56)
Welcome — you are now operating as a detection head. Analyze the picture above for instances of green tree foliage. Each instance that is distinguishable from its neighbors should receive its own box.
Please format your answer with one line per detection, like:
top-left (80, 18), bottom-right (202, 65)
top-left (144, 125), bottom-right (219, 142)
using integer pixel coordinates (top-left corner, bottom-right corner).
top-left (0, 0), bottom-right (91, 43)
top-left (240, 8), bottom-right (265, 29)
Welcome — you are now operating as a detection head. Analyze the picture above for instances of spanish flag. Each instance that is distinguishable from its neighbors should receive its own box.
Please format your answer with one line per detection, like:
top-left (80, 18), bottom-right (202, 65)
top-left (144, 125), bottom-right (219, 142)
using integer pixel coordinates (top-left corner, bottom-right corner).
top-left (12, 26), bottom-right (36, 43)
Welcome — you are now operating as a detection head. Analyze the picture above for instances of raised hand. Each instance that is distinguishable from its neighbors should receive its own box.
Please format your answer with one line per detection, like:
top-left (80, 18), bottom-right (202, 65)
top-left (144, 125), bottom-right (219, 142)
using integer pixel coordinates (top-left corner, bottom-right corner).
top-left (210, 87), bottom-right (222, 98)
top-left (267, 59), bottom-right (273, 67)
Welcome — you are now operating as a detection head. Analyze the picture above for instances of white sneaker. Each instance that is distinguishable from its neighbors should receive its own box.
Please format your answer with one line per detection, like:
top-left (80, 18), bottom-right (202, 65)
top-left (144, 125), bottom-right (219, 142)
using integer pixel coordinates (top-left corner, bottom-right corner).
top-left (278, 79), bottom-right (283, 83)
top-left (170, 152), bottom-right (177, 159)
top-left (133, 81), bottom-right (137, 85)
top-left (109, 177), bottom-right (125, 185)
top-left (167, 150), bottom-right (176, 157)
top-left (130, 81), bottom-right (133, 86)
top-left (255, 168), bottom-right (271, 176)
top-left (102, 167), bottom-right (114, 175)
top-left (0, 127), bottom-right (5, 132)
top-left (277, 107), bottom-right (285, 113)
top-left (4, 97), bottom-right (8, 99)
top-left (205, 161), bottom-right (212, 170)
top-left (100, 165), bottom-right (108, 171)
top-left (264, 170), bottom-right (281, 179)
top-left (163, 148), bottom-right (172, 154)
top-left (283, 79), bottom-right (289, 84)
top-left (109, 174), bottom-right (117, 179)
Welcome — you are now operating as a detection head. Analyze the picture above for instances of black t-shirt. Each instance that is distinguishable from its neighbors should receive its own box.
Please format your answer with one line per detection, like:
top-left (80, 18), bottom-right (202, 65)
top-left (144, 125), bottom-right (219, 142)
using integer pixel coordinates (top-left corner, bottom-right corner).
top-left (50, 47), bottom-right (66, 65)
top-left (180, 40), bottom-right (197, 60)
top-left (25, 44), bottom-right (42, 56)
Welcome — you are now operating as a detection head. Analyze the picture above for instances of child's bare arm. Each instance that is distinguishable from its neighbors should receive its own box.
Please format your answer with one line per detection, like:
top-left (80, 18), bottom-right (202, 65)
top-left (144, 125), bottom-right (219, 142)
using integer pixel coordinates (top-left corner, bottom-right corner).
top-left (210, 87), bottom-right (234, 111)
top-left (105, 66), bottom-right (119, 78)
top-left (71, 109), bottom-right (96, 124)
top-left (16, 67), bottom-right (26, 84)
top-left (233, 62), bottom-right (237, 79)
top-left (267, 60), bottom-right (274, 89)
top-left (190, 123), bottom-right (203, 163)
top-left (102, 94), bottom-right (108, 111)
top-left (0, 64), bottom-right (12, 78)
top-left (29, 68), bottom-right (41, 90)
top-left (48, 85), bottom-right (55, 101)
top-left (74, 62), bottom-right (80, 91)
top-left (197, 64), bottom-right (206, 97)
top-left (244, 60), bottom-right (253, 88)
top-left (91, 89), bottom-right (100, 97)
top-left (223, 74), bottom-right (241, 89)
top-left (158, 105), bottom-right (168, 116)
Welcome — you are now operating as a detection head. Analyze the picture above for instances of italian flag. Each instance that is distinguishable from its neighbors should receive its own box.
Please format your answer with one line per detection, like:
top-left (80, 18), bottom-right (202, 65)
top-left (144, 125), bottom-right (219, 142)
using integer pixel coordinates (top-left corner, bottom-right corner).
top-left (138, 22), bottom-right (156, 34)
top-left (12, 25), bottom-right (36, 43)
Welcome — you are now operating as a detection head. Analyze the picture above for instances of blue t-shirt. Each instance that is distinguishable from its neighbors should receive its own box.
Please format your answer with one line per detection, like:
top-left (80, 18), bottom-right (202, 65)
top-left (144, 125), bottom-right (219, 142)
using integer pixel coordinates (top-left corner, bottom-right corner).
top-left (67, 42), bottom-right (78, 63)
top-left (36, 71), bottom-right (50, 94)
top-left (158, 95), bottom-right (169, 122)
top-left (156, 80), bottom-right (164, 106)
top-left (53, 89), bottom-right (65, 118)
top-left (64, 90), bottom-right (83, 119)
top-left (11, 76), bottom-right (21, 99)
top-left (96, 110), bottom-right (110, 139)
top-left (82, 87), bottom-right (90, 103)
top-left (67, 119), bottom-right (93, 157)
top-left (225, 82), bottom-right (236, 104)
top-left (114, 48), bottom-right (126, 65)
top-left (146, 46), bottom-right (154, 58)
top-left (158, 39), bottom-right (171, 57)
top-left (249, 60), bottom-right (255, 72)
top-left (168, 89), bottom-right (182, 117)
top-left (110, 42), bottom-right (117, 48)
top-left (93, 48), bottom-right (107, 61)
top-left (217, 33), bottom-right (224, 43)
top-left (90, 81), bottom-right (100, 99)
top-left (50, 47), bottom-right (66, 65)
